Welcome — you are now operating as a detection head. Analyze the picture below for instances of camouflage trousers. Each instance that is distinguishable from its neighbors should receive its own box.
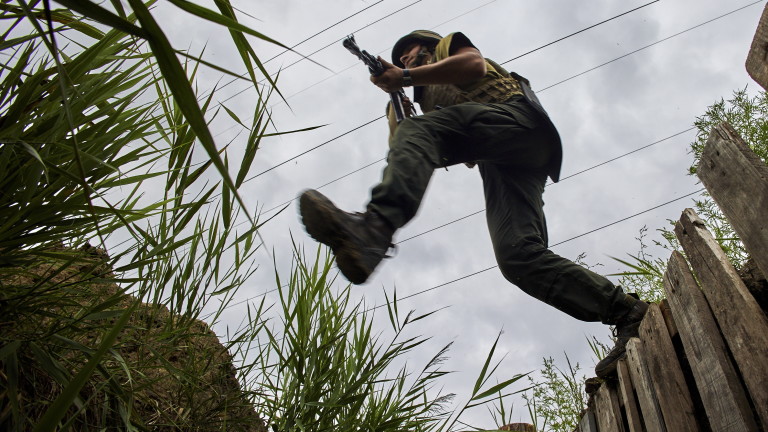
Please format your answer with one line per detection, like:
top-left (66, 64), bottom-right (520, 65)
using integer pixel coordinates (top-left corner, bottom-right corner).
top-left (367, 96), bottom-right (632, 323)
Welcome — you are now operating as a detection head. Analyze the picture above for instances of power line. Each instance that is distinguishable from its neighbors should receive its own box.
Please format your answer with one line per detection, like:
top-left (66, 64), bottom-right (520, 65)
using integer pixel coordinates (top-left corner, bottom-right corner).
top-left (260, 0), bottom-right (499, 110)
top-left (104, 2), bottom-right (501, 255)
top-left (252, 118), bottom-right (695, 226)
top-left (218, 0), bottom-right (655, 139)
top-left (252, 123), bottom-right (695, 239)
top-left (155, 0), bottom-right (734, 269)
top-left (395, 127), bottom-right (696, 244)
top-left (243, 115), bottom-right (384, 182)
top-left (501, 0), bottom-right (659, 65)
top-left (114, 0), bottom-right (736, 262)
top-left (121, 3), bottom-right (755, 356)
top-left (263, 0), bottom-right (385, 64)
top-left (260, 157), bottom-right (387, 216)
top-left (215, 0), bottom-right (499, 122)
top-left (537, 0), bottom-right (765, 92)
top-left (361, 188), bottom-right (705, 314)
top-left (269, 0), bottom-right (425, 73)
top-left (214, 0), bottom-right (426, 108)
top-left (107, 3), bottom-right (744, 298)
top-left (240, 187), bottom-right (705, 352)
top-left (220, 128), bottom-right (697, 313)
top-left (260, 0), bottom-right (643, 112)
top-left (190, 1), bottom-right (404, 108)
top-left (150, 2), bottom-right (513, 261)
top-left (240, 1), bottom-right (748, 185)
top-left (196, 125), bottom-right (697, 319)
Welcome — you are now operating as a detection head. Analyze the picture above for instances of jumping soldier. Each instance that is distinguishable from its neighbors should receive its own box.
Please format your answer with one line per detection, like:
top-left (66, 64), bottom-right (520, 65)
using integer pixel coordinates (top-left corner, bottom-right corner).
top-left (298, 30), bottom-right (648, 377)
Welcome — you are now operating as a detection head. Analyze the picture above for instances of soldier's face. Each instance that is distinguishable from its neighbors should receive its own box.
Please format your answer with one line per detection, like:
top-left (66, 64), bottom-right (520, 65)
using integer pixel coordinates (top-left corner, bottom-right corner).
top-left (399, 43), bottom-right (429, 68)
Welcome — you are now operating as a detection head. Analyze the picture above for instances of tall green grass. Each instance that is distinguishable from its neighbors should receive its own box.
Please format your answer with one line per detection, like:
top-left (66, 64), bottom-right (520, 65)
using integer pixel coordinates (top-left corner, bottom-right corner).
top-left (0, 1), bottom-right (279, 429)
top-left (234, 245), bottom-right (528, 432)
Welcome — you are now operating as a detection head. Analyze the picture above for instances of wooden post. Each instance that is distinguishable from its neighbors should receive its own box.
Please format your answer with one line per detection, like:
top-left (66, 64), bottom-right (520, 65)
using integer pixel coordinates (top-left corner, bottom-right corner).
top-left (657, 300), bottom-right (678, 339)
top-left (637, 304), bottom-right (700, 431)
top-left (577, 409), bottom-right (597, 432)
top-left (697, 122), bottom-right (768, 279)
top-left (624, 338), bottom-right (665, 432)
top-left (593, 381), bottom-right (625, 432)
top-left (746, 2), bottom-right (768, 90)
top-left (664, 251), bottom-right (759, 431)
top-left (616, 359), bottom-right (644, 432)
top-left (676, 209), bottom-right (768, 428)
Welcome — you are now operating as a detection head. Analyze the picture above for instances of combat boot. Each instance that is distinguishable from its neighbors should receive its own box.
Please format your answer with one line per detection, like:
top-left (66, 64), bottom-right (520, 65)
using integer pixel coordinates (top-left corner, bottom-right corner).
top-left (299, 189), bottom-right (394, 284)
top-left (594, 296), bottom-right (649, 378)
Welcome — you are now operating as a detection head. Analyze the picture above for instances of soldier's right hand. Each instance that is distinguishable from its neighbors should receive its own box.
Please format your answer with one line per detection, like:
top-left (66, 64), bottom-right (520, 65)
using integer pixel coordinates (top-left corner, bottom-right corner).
top-left (370, 56), bottom-right (405, 93)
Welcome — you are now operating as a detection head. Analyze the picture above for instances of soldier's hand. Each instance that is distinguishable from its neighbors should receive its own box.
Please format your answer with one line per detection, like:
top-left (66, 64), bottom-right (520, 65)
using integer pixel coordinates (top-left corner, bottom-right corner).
top-left (370, 56), bottom-right (405, 93)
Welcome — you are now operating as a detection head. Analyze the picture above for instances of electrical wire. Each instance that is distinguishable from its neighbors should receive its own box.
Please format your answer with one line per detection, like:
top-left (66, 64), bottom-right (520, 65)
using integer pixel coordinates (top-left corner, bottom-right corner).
top-left (537, 0), bottom-right (765, 91)
top-left (260, 0), bottom-right (499, 110)
top-left (112, 0), bottom-right (740, 276)
top-left (104, 3), bottom-right (748, 317)
top-left (101, 0), bottom-right (734, 264)
top-left (244, 115), bottom-right (384, 181)
top-left (214, 0), bottom-right (498, 114)
top-left (212, 0), bottom-right (426, 108)
top-left (240, 187), bottom-right (705, 353)
top-left (500, 0), bottom-right (659, 65)
top-left (212, 0), bottom-right (656, 141)
top-left (360, 187), bottom-right (704, 313)
top-left (238, 1), bottom-right (753, 186)
top-left (175, 0), bottom-right (757, 365)
top-left (219, 128), bottom-right (697, 313)
top-left (263, 0), bottom-right (385, 64)
top-left (189, 0), bottom-right (404, 106)
top-left (395, 127), bottom-right (696, 244)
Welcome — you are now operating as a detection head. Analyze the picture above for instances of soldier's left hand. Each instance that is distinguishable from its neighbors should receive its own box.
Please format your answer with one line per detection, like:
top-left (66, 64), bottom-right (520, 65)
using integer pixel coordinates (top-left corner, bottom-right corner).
top-left (370, 56), bottom-right (405, 93)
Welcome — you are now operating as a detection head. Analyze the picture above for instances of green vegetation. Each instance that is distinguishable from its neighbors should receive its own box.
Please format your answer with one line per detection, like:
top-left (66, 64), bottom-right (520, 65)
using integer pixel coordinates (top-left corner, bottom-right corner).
top-left (244, 247), bottom-right (527, 432)
top-left (688, 88), bottom-right (768, 267)
top-left (522, 356), bottom-right (585, 432)
top-left (0, 1), bottom-right (278, 429)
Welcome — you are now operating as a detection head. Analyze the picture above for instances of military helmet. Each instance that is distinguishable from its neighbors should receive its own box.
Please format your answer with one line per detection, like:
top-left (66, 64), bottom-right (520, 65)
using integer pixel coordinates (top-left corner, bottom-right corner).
top-left (391, 30), bottom-right (442, 68)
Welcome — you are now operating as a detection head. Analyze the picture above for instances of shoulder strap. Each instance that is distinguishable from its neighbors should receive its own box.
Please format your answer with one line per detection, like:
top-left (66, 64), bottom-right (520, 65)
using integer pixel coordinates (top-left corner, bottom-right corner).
top-left (486, 57), bottom-right (532, 86)
top-left (485, 58), bottom-right (510, 77)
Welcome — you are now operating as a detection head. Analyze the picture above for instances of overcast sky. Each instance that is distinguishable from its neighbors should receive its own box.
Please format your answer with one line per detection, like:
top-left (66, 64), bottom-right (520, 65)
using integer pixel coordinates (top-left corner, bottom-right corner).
top-left (149, 0), bottom-right (764, 427)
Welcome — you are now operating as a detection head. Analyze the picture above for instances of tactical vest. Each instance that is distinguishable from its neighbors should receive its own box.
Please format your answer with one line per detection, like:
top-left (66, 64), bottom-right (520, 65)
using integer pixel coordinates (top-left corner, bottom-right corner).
top-left (415, 58), bottom-right (524, 113)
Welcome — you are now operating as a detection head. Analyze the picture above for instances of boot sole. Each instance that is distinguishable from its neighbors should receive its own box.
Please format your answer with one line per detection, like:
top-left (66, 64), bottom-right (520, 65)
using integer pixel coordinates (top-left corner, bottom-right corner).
top-left (594, 350), bottom-right (625, 378)
top-left (299, 190), bottom-right (371, 284)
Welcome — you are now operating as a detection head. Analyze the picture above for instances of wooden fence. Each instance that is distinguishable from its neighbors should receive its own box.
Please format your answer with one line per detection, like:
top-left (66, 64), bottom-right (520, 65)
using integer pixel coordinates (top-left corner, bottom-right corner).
top-left (576, 5), bottom-right (768, 431)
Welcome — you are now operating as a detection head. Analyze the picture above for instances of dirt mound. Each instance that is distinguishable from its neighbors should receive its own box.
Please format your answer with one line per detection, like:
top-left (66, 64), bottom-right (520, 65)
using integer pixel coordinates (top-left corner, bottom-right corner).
top-left (0, 245), bottom-right (266, 431)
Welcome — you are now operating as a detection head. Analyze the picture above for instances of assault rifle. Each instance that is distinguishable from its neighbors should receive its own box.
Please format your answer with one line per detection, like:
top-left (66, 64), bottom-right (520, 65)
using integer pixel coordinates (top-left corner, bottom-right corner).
top-left (343, 35), bottom-right (408, 123)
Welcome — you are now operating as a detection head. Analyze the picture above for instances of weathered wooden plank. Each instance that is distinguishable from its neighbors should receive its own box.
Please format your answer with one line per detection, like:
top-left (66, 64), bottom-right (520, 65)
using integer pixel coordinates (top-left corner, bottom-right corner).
top-left (664, 250), bottom-right (759, 431)
top-left (593, 381), bottom-right (625, 432)
top-left (638, 304), bottom-right (700, 431)
top-left (746, 2), bottom-right (768, 90)
top-left (658, 299), bottom-right (678, 339)
top-left (577, 409), bottom-right (597, 432)
top-left (625, 338), bottom-right (665, 432)
top-left (676, 208), bottom-right (768, 428)
top-left (697, 122), bottom-right (768, 278)
top-left (617, 359), bottom-right (643, 432)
